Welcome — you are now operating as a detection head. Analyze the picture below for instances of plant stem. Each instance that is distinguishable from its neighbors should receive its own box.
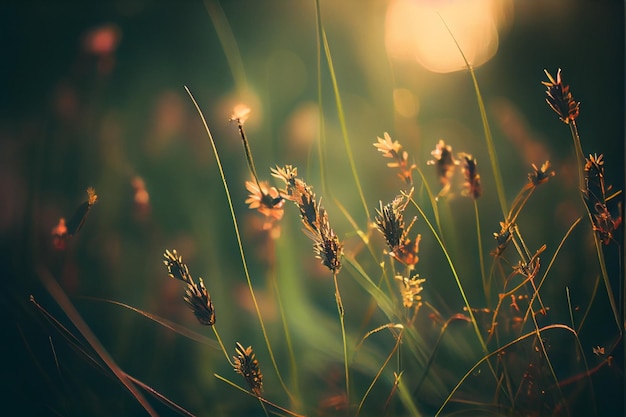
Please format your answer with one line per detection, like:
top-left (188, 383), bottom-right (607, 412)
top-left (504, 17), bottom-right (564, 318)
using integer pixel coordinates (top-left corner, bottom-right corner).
top-left (186, 86), bottom-right (294, 401)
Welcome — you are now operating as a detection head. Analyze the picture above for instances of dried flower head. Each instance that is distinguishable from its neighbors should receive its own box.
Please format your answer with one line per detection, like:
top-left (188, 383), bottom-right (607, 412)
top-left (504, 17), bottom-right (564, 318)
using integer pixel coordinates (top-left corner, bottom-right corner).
top-left (542, 69), bottom-right (580, 124)
top-left (233, 342), bottom-right (263, 396)
top-left (592, 202), bottom-right (622, 245)
top-left (271, 164), bottom-right (298, 188)
top-left (427, 140), bottom-right (457, 196)
top-left (592, 346), bottom-right (605, 356)
top-left (584, 154), bottom-right (607, 203)
top-left (512, 244), bottom-right (546, 279)
top-left (229, 104), bottom-right (251, 125)
top-left (272, 165), bottom-right (343, 273)
top-left (375, 189), bottom-right (421, 268)
top-left (492, 221), bottom-right (512, 257)
top-left (312, 207), bottom-right (343, 273)
top-left (184, 277), bottom-right (216, 325)
top-left (51, 218), bottom-right (68, 250)
top-left (66, 187), bottom-right (98, 236)
top-left (395, 274), bottom-right (426, 309)
top-left (458, 153), bottom-right (482, 199)
top-left (374, 132), bottom-right (416, 184)
top-left (583, 154), bottom-right (622, 245)
top-left (163, 249), bottom-right (215, 325)
top-left (528, 161), bottom-right (555, 186)
top-left (245, 180), bottom-right (284, 233)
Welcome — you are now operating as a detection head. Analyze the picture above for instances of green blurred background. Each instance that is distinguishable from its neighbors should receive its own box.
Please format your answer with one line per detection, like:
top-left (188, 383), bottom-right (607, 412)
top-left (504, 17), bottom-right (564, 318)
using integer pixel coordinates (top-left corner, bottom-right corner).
top-left (1, 0), bottom-right (623, 415)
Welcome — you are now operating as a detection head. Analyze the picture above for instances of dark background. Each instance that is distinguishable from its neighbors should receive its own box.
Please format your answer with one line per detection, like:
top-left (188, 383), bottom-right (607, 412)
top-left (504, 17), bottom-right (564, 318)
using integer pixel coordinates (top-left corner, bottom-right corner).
top-left (1, 1), bottom-right (623, 416)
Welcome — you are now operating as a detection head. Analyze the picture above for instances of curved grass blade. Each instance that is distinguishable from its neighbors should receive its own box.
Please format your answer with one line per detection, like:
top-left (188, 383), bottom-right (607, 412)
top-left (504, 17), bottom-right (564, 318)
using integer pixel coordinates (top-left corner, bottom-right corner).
top-left (355, 327), bottom-right (404, 417)
top-left (435, 324), bottom-right (578, 416)
top-left (317, 0), bottom-right (370, 222)
top-left (437, 14), bottom-right (507, 218)
top-left (214, 374), bottom-right (305, 417)
top-left (36, 267), bottom-right (158, 416)
top-left (185, 86), bottom-right (295, 401)
top-left (79, 297), bottom-right (219, 349)
top-left (203, 0), bottom-right (248, 93)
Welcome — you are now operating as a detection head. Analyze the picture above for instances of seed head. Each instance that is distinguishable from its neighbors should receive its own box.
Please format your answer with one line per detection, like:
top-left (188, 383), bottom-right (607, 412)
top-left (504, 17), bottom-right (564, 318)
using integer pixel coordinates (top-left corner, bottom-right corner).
top-left (427, 140), bottom-right (458, 197)
top-left (163, 249), bottom-right (215, 326)
top-left (459, 153), bottom-right (482, 199)
top-left (233, 342), bottom-right (263, 397)
top-left (542, 69), bottom-right (580, 124)
top-left (528, 161), bottom-right (555, 186)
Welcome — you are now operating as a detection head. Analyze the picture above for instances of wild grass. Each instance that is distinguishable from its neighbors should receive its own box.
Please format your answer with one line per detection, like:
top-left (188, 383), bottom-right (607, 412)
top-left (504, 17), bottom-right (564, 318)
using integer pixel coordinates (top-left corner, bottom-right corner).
top-left (30, 5), bottom-right (623, 417)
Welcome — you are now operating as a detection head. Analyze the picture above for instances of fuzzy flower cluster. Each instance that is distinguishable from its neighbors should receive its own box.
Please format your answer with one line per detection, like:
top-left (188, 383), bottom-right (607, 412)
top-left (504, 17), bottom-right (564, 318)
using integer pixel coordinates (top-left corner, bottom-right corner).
top-left (163, 249), bottom-right (216, 326)
top-left (374, 189), bottom-right (421, 269)
top-left (272, 165), bottom-right (343, 273)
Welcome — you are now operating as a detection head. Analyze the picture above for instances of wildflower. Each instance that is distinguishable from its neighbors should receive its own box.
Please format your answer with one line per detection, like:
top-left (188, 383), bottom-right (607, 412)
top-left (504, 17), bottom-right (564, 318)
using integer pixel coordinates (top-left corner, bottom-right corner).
top-left (542, 69), bottom-right (580, 124)
top-left (512, 244), bottom-right (545, 279)
top-left (313, 207), bottom-right (343, 273)
top-left (584, 154), bottom-right (622, 245)
top-left (373, 132), bottom-right (416, 184)
top-left (427, 140), bottom-right (457, 196)
top-left (245, 180), bottom-right (284, 233)
top-left (395, 274), bottom-right (426, 308)
top-left (528, 161), bottom-right (555, 186)
top-left (51, 218), bottom-right (68, 250)
top-left (584, 154), bottom-right (607, 203)
top-left (66, 187), bottom-right (98, 236)
top-left (375, 189), bottom-right (421, 268)
top-left (272, 165), bottom-right (343, 273)
top-left (229, 104), bottom-right (251, 125)
top-left (492, 221), bottom-right (512, 257)
top-left (592, 202), bottom-right (622, 245)
top-left (163, 249), bottom-right (216, 325)
top-left (458, 153), bottom-right (482, 199)
top-left (233, 342), bottom-right (263, 396)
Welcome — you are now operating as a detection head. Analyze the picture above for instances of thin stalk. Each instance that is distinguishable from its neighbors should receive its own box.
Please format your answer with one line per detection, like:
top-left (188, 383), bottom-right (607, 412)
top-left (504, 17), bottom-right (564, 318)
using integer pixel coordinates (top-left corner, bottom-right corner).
top-left (474, 199), bottom-right (487, 303)
top-left (319, 14), bottom-right (370, 221)
top-left (355, 328), bottom-right (403, 417)
top-left (413, 314), bottom-right (470, 396)
top-left (186, 87), bottom-right (293, 400)
top-left (565, 290), bottom-right (598, 414)
top-left (577, 274), bottom-right (601, 332)
top-left (214, 374), bottom-right (305, 417)
top-left (519, 218), bottom-right (581, 333)
top-left (314, 0), bottom-right (328, 195)
top-left (410, 198), bottom-right (488, 354)
top-left (333, 272), bottom-right (350, 411)
top-left (36, 269), bottom-right (158, 416)
top-left (415, 166), bottom-right (444, 239)
top-left (438, 14), bottom-right (508, 218)
top-left (203, 0), bottom-right (247, 93)
top-left (435, 324), bottom-right (578, 416)
top-left (234, 120), bottom-right (262, 191)
top-left (569, 121), bottom-right (585, 193)
top-left (271, 270), bottom-right (301, 402)
top-left (529, 312), bottom-right (570, 417)
top-left (213, 326), bottom-right (234, 367)
top-left (570, 121), bottom-right (621, 334)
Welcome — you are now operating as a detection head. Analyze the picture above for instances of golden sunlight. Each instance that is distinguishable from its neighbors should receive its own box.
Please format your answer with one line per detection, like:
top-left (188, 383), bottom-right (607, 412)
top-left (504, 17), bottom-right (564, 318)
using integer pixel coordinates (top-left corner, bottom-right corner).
top-left (385, 0), bottom-right (512, 73)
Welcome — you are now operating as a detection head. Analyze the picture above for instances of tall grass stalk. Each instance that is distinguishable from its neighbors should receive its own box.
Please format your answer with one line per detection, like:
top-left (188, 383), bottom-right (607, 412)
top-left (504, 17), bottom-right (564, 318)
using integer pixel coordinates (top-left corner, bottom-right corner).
top-left (36, 268), bottom-right (158, 416)
top-left (438, 14), bottom-right (508, 218)
top-left (435, 324), bottom-right (579, 416)
top-left (203, 0), bottom-right (248, 93)
top-left (185, 86), bottom-right (295, 401)
top-left (317, 0), bottom-right (370, 222)
top-left (333, 272), bottom-right (351, 411)
top-left (568, 120), bottom-right (621, 335)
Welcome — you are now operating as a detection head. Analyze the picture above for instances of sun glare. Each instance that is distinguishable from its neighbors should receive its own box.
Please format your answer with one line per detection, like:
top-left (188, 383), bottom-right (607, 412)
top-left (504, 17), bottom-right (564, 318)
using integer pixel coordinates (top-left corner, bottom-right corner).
top-left (385, 0), bottom-right (512, 73)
